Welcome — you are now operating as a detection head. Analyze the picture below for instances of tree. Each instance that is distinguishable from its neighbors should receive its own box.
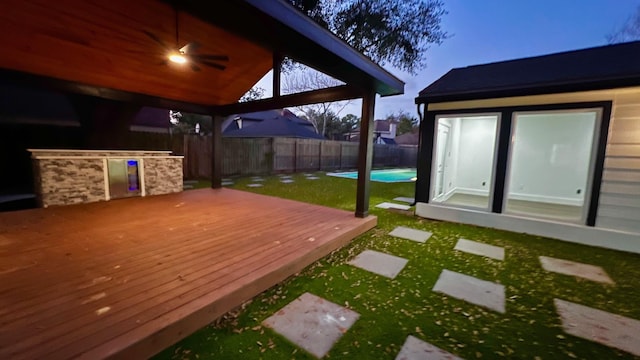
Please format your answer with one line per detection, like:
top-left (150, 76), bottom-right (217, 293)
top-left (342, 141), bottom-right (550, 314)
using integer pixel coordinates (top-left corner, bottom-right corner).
top-left (287, 0), bottom-right (447, 74)
top-left (386, 110), bottom-right (418, 136)
top-left (302, 111), bottom-right (359, 140)
top-left (608, 6), bottom-right (640, 43)
top-left (170, 112), bottom-right (212, 135)
top-left (283, 68), bottom-right (352, 136)
top-left (239, 86), bottom-right (266, 102)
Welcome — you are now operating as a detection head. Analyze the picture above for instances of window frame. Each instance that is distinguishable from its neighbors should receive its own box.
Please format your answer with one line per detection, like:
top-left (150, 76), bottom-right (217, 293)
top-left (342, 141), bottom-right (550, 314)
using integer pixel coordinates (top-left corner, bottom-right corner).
top-left (430, 112), bottom-right (502, 211)
top-left (503, 107), bottom-right (603, 224)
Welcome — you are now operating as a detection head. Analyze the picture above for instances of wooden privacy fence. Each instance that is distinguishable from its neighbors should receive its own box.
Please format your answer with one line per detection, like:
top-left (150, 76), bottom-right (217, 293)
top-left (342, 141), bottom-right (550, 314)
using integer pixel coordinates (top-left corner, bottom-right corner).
top-left (180, 135), bottom-right (417, 179)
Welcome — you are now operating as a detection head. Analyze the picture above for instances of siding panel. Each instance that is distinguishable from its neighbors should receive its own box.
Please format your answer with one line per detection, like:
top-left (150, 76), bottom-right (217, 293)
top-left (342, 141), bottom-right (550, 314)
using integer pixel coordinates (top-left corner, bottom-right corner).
top-left (598, 93), bottom-right (640, 234)
top-left (604, 157), bottom-right (640, 170)
top-left (602, 169), bottom-right (640, 182)
top-left (606, 144), bottom-right (640, 157)
top-left (599, 193), bottom-right (640, 207)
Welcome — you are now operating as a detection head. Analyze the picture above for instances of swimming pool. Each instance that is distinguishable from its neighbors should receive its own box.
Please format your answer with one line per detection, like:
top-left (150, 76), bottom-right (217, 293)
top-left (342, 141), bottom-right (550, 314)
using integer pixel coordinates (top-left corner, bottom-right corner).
top-left (327, 169), bottom-right (417, 183)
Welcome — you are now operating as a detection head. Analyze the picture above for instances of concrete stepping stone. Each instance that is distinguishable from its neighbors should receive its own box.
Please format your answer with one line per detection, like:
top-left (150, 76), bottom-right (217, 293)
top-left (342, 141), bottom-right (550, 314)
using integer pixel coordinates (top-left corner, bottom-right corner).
top-left (454, 238), bottom-right (504, 261)
top-left (250, 177), bottom-right (265, 182)
top-left (396, 335), bottom-right (463, 360)
top-left (306, 176), bottom-right (320, 180)
top-left (389, 226), bottom-right (432, 243)
top-left (183, 184), bottom-right (194, 189)
top-left (348, 250), bottom-right (408, 279)
top-left (393, 197), bottom-right (415, 204)
top-left (183, 180), bottom-right (198, 185)
top-left (281, 179), bottom-right (295, 184)
top-left (433, 269), bottom-right (505, 313)
top-left (246, 183), bottom-right (263, 188)
top-left (555, 299), bottom-right (640, 356)
top-left (222, 178), bottom-right (232, 182)
top-left (539, 256), bottom-right (614, 284)
top-left (376, 202), bottom-right (411, 210)
top-left (221, 181), bottom-right (234, 186)
top-left (263, 292), bottom-right (359, 358)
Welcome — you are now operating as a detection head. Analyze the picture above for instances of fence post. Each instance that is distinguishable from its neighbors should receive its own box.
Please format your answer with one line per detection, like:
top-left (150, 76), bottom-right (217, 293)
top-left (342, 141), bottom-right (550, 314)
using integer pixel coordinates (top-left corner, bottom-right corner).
top-left (293, 139), bottom-right (298, 173)
top-left (318, 141), bottom-right (323, 171)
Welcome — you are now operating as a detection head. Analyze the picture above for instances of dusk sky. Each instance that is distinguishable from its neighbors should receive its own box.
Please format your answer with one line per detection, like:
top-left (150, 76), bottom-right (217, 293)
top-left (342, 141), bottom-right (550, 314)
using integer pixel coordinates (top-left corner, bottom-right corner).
top-left (256, 0), bottom-right (640, 119)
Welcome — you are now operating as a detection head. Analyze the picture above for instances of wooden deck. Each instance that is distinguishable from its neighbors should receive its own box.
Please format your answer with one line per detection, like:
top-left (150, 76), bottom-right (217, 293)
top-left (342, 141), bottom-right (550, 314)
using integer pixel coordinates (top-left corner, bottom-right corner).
top-left (0, 188), bottom-right (376, 359)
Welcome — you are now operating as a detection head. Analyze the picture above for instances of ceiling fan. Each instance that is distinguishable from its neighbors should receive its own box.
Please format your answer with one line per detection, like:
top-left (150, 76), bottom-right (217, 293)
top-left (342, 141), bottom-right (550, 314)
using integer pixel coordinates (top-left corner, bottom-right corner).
top-left (143, 5), bottom-right (229, 72)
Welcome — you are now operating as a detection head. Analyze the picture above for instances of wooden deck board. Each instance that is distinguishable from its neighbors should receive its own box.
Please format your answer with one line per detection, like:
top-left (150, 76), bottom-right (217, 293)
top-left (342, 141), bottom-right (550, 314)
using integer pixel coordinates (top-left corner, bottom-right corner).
top-left (0, 188), bottom-right (376, 359)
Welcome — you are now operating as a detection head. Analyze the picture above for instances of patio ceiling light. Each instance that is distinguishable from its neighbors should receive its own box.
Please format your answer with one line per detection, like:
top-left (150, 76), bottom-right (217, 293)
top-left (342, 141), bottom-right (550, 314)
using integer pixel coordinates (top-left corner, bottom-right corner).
top-left (169, 51), bottom-right (187, 64)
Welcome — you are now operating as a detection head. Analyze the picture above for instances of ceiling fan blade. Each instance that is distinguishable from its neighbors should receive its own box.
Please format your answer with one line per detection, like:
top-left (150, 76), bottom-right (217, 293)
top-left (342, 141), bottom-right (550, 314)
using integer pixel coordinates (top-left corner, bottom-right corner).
top-left (191, 54), bottom-right (229, 62)
top-left (142, 30), bottom-right (171, 51)
top-left (199, 60), bottom-right (227, 71)
top-left (180, 42), bottom-right (201, 54)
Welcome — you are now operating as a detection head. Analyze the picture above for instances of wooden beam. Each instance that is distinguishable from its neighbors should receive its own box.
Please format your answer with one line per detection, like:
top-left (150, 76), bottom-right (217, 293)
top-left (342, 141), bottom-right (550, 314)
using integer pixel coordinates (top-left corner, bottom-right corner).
top-left (211, 115), bottom-right (223, 189)
top-left (213, 85), bottom-right (363, 116)
top-left (355, 90), bottom-right (376, 218)
top-left (0, 69), bottom-right (212, 115)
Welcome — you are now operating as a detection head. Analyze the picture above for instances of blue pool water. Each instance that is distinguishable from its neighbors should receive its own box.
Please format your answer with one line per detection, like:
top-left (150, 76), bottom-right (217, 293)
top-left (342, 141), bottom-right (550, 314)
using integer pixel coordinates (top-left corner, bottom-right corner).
top-left (327, 169), bottom-right (417, 183)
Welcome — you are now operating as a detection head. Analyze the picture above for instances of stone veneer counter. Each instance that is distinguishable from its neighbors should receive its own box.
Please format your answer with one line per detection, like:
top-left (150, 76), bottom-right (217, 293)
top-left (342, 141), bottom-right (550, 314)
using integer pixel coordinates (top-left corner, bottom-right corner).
top-left (29, 149), bottom-right (184, 207)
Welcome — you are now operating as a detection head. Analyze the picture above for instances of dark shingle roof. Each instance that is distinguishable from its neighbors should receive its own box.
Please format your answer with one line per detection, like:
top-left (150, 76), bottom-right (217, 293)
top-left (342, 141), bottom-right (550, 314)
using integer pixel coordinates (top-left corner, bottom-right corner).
top-left (223, 115), bottom-right (324, 139)
top-left (416, 41), bottom-right (640, 103)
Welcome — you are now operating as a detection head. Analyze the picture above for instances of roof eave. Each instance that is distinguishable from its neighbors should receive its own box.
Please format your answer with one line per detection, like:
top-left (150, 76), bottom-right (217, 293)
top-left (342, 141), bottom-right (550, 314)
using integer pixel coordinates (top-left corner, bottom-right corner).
top-left (244, 0), bottom-right (404, 97)
top-left (415, 75), bottom-right (640, 105)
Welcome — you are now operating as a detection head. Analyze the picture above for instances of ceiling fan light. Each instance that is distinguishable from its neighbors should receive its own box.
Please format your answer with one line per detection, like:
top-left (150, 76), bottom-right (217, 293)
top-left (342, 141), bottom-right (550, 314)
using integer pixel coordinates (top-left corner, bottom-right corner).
top-left (169, 52), bottom-right (187, 64)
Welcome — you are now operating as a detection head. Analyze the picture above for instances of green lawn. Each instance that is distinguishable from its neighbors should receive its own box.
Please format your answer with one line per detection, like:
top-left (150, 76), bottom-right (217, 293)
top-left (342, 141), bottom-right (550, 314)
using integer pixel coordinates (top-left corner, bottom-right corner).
top-left (156, 173), bottom-right (640, 359)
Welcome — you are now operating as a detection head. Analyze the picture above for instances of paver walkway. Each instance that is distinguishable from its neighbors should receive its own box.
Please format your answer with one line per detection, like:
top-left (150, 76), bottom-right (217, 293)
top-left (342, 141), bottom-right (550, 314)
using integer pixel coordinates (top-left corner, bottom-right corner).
top-left (454, 239), bottom-right (504, 261)
top-left (433, 269), bottom-right (505, 313)
top-left (555, 299), bottom-right (640, 356)
top-left (389, 226), bottom-right (432, 243)
top-left (539, 256), bottom-right (614, 284)
top-left (376, 202), bottom-right (411, 210)
top-left (263, 292), bottom-right (359, 358)
top-left (255, 220), bottom-right (631, 358)
top-left (348, 250), bottom-right (408, 279)
top-left (396, 336), bottom-right (464, 360)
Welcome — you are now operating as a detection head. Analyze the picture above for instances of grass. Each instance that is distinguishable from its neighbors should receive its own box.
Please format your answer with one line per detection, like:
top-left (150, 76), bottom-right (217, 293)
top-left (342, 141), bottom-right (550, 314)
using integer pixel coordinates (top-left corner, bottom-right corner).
top-left (155, 173), bottom-right (640, 360)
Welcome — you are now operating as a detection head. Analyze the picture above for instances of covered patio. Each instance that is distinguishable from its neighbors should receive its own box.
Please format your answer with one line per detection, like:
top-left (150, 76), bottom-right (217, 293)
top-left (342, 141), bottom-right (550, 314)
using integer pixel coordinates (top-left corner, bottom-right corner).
top-left (0, 189), bottom-right (376, 359)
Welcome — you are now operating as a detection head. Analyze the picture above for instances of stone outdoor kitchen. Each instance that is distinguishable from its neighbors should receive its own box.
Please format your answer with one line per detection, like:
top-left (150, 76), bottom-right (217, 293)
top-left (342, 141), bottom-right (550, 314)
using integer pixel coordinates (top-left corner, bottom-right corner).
top-left (30, 149), bottom-right (183, 207)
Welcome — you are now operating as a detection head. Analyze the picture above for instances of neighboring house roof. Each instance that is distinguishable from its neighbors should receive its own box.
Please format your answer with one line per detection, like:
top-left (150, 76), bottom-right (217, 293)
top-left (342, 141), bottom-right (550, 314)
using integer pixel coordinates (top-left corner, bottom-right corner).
top-left (351, 119), bottom-right (397, 133)
top-left (374, 119), bottom-right (397, 132)
top-left (395, 131), bottom-right (419, 145)
top-left (416, 40), bottom-right (640, 103)
top-left (377, 137), bottom-right (397, 145)
top-left (223, 109), bottom-right (321, 139)
top-left (132, 108), bottom-right (170, 128)
top-left (223, 115), bottom-right (324, 139)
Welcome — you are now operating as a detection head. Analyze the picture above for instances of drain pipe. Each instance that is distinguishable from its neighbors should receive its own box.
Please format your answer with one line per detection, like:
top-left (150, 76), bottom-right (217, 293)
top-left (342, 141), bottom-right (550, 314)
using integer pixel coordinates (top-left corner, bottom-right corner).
top-left (411, 103), bottom-right (426, 207)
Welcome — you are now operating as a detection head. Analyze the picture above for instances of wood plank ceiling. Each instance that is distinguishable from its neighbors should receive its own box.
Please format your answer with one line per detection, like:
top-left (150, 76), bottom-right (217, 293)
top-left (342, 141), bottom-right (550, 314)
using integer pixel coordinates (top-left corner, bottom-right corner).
top-left (0, 0), bottom-right (272, 106)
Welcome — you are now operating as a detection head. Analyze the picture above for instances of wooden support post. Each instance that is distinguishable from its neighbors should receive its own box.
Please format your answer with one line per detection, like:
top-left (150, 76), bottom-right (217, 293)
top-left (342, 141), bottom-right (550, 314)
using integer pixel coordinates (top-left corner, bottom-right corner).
top-left (273, 53), bottom-right (282, 98)
top-left (355, 90), bottom-right (375, 218)
top-left (211, 115), bottom-right (223, 189)
top-left (414, 104), bottom-right (433, 204)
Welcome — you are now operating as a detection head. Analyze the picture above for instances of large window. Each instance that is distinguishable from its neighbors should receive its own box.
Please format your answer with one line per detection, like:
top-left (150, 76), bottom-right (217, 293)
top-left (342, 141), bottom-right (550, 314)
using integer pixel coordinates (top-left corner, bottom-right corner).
top-left (504, 109), bottom-right (600, 222)
top-left (431, 114), bottom-right (499, 209)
